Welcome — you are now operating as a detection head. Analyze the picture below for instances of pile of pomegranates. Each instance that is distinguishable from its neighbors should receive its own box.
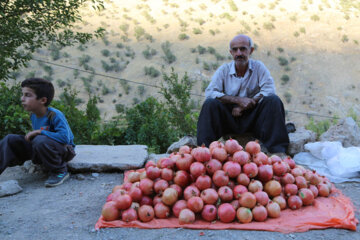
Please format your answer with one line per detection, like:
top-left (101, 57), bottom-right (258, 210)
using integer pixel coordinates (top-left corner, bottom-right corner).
top-left (101, 139), bottom-right (333, 224)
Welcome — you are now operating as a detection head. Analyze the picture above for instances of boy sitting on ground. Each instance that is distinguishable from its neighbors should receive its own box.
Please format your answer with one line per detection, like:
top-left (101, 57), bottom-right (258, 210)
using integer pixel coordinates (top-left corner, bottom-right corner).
top-left (0, 78), bottom-right (75, 187)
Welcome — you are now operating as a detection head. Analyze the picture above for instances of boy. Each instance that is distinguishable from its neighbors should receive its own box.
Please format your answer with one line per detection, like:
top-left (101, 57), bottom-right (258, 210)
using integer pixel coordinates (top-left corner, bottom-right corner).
top-left (0, 78), bottom-right (75, 187)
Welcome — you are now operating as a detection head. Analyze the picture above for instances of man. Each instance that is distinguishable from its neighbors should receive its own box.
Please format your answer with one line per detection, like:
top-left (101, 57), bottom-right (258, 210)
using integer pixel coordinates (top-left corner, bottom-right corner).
top-left (197, 34), bottom-right (289, 154)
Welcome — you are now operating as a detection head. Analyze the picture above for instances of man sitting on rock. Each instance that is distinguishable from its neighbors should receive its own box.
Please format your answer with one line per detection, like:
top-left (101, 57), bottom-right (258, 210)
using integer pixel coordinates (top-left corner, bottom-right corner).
top-left (197, 34), bottom-right (289, 155)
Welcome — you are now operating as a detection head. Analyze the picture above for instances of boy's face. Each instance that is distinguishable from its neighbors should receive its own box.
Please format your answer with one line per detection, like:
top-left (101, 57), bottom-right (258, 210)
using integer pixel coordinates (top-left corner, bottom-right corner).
top-left (21, 87), bottom-right (47, 113)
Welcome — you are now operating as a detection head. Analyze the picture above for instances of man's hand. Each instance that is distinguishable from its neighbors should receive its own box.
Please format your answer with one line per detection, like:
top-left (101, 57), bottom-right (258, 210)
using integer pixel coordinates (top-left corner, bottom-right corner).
top-left (232, 106), bottom-right (243, 117)
top-left (25, 130), bottom-right (41, 142)
top-left (236, 97), bottom-right (256, 110)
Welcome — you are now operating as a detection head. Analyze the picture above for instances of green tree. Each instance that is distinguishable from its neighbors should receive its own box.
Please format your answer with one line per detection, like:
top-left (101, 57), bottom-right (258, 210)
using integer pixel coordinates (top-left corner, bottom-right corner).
top-left (0, 0), bottom-right (105, 81)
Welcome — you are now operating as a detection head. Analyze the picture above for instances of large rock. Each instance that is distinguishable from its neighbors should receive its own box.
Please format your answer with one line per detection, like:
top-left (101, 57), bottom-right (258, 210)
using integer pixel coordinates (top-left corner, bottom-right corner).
top-left (320, 117), bottom-right (360, 147)
top-left (0, 180), bottom-right (23, 197)
top-left (288, 127), bottom-right (316, 156)
top-left (67, 145), bottom-right (148, 172)
top-left (166, 136), bottom-right (197, 154)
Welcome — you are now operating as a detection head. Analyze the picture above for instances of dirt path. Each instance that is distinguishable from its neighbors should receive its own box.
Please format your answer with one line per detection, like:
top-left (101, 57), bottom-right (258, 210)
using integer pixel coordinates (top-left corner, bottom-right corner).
top-left (0, 166), bottom-right (359, 240)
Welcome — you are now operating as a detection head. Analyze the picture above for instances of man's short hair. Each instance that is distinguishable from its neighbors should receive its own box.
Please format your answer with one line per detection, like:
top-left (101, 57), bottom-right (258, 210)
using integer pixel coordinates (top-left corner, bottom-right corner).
top-left (229, 35), bottom-right (254, 49)
top-left (21, 78), bottom-right (54, 106)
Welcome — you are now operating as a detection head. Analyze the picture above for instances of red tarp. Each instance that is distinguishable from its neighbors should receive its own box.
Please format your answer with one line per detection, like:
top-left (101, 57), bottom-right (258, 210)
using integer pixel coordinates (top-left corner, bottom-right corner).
top-left (95, 170), bottom-right (358, 233)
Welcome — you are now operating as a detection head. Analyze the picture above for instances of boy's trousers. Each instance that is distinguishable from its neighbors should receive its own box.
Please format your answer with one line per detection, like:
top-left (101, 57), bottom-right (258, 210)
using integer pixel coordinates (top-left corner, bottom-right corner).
top-left (0, 134), bottom-right (68, 174)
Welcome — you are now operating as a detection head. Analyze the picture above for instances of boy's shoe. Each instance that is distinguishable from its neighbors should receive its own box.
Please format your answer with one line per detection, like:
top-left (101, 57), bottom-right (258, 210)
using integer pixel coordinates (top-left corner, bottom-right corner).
top-left (44, 171), bottom-right (70, 187)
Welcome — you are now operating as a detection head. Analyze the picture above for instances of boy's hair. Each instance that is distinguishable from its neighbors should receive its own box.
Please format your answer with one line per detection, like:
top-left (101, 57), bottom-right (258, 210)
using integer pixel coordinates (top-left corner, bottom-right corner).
top-left (21, 78), bottom-right (55, 106)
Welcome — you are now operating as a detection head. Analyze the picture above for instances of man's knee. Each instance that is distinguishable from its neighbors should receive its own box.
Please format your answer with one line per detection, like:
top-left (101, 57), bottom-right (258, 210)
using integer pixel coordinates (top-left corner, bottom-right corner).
top-left (202, 98), bottom-right (222, 108)
top-left (3, 134), bottom-right (24, 145)
top-left (32, 135), bottom-right (49, 149)
top-left (262, 94), bottom-right (282, 104)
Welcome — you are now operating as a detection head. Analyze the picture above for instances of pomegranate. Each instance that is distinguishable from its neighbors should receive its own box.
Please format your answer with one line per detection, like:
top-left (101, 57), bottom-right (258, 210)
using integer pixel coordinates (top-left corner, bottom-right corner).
top-left (272, 195), bottom-right (287, 210)
top-left (236, 173), bottom-right (250, 186)
top-left (239, 192), bottom-right (257, 209)
top-left (187, 196), bottom-right (204, 213)
top-left (195, 175), bottom-right (212, 190)
top-left (162, 188), bottom-right (178, 206)
top-left (139, 178), bottom-right (154, 196)
top-left (159, 157), bottom-right (175, 169)
top-left (127, 171), bottom-right (140, 183)
top-left (212, 170), bottom-right (229, 187)
top-left (201, 188), bottom-right (219, 205)
top-left (172, 200), bottom-right (187, 217)
top-left (284, 156), bottom-right (296, 169)
top-left (223, 161), bottom-right (241, 178)
top-left (248, 180), bottom-right (263, 193)
top-left (218, 203), bottom-right (236, 223)
top-left (175, 153), bottom-right (193, 171)
top-left (284, 184), bottom-right (298, 197)
top-left (281, 173), bottom-right (295, 185)
top-left (173, 170), bottom-right (190, 187)
top-left (212, 147), bottom-right (228, 162)
top-left (254, 191), bottom-right (270, 206)
top-left (309, 171), bottom-right (321, 185)
top-left (295, 176), bottom-right (308, 189)
top-left (146, 166), bottom-right (161, 180)
top-left (287, 195), bottom-right (303, 210)
top-left (178, 208), bottom-right (195, 224)
top-left (121, 182), bottom-right (132, 191)
top-left (179, 145), bottom-right (191, 154)
top-left (245, 140), bottom-right (261, 155)
top-left (257, 164), bottom-right (273, 183)
top-left (161, 168), bottom-right (174, 181)
top-left (209, 141), bottom-right (225, 153)
top-left (154, 202), bottom-right (170, 218)
top-left (218, 186), bottom-right (234, 202)
top-left (264, 180), bottom-right (282, 197)
top-left (309, 184), bottom-right (319, 198)
top-left (190, 162), bottom-right (206, 178)
top-left (253, 152), bottom-right (270, 165)
top-left (128, 187), bottom-right (142, 202)
top-left (230, 199), bottom-right (240, 210)
top-left (154, 179), bottom-right (169, 194)
top-left (266, 201), bottom-right (281, 218)
top-left (139, 171), bottom-right (147, 180)
top-left (291, 167), bottom-right (305, 177)
top-left (252, 205), bottom-right (268, 222)
top-left (183, 185), bottom-right (200, 200)
top-left (138, 205), bottom-right (155, 222)
top-left (114, 193), bottom-right (132, 210)
top-left (233, 185), bottom-right (248, 199)
top-left (122, 208), bottom-right (138, 222)
top-left (273, 161), bottom-right (289, 176)
top-left (169, 184), bottom-right (183, 198)
top-left (317, 183), bottom-right (330, 197)
top-left (298, 188), bottom-right (314, 206)
top-left (201, 204), bottom-right (217, 222)
top-left (139, 195), bottom-right (153, 206)
top-left (101, 201), bottom-right (119, 221)
top-left (236, 207), bottom-right (253, 223)
top-left (269, 155), bottom-right (282, 164)
top-left (233, 150), bottom-right (251, 166)
top-left (145, 160), bottom-right (156, 169)
top-left (243, 162), bottom-right (258, 178)
top-left (153, 195), bottom-right (163, 206)
top-left (191, 144), bottom-right (211, 163)
top-left (224, 138), bottom-right (242, 155)
top-left (205, 159), bottom-right (222, 176)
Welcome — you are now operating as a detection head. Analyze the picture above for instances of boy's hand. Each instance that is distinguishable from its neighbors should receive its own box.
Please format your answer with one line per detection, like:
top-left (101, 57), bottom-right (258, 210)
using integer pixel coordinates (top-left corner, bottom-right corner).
top-left (25, 130), bottom-right (41, 142)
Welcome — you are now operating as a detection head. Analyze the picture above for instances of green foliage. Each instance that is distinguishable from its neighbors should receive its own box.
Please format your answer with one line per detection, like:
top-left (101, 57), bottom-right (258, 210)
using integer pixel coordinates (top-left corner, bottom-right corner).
top-left (144, 66), bottom-right (160, 78)
top-left (284, 92), bottom-right (292, 103)
top-left (0, 83), bottom-right (31, 138)
top-left (0, 0), bottom-right (105, 81)
top-left (310, 15), bottom-right (320, 21)
top-left (342, 35), bottom-right (349, 43)
top-left (101, 49), bottom-right (111, 57)
top-left (263, 22), bottom-right (275, 31)
top-left (178, 33), bottom-right (189, 40)
top-left (278, 57), bottom-right (289, 66)
top-left (161, 41), bottom-right (176, 64)
top-left (134, 26), bottom-right (146, 41)
top-left (159, 69), bottom-right (198, 136)
top-left (305, 117), bottom-right (338, 138)
top-left (142, 46), bottom-right (157, 59)
top-left (124, 97), bottom-right (177, 153)
top-left (193, 28), bottom-right (203, 34)
top-left (120, 79), bottom-right (131, 94)
top-left (228, 0), bottom-right (238, 11)
top-left (281, 75), bottom-right (290, 85)
top-left (197, 45), bottom-right (207, 54)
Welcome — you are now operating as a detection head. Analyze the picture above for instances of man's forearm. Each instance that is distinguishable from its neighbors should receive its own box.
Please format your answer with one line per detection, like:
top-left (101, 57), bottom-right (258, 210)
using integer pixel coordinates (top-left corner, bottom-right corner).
top-left (218, 95), bottom-right (241, 105)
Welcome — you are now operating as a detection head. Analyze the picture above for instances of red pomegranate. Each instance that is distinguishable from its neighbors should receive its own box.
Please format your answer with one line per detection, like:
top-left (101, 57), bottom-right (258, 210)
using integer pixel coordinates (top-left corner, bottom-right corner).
top-left (252, 205), bottom-right (268, 222)
top-left (205, 159), bottom-right (222, 176)
top-left (224, 138), bottom-right (242, 155)
top-left (212, 170), bottom-right (229, 187)
top-left (236, 173), bottom-right (250, 186)
top-left (161, 168), bottom-right (174, 181)
top-left (178, 209), bottom-right (195, 225)
top-left (298, 188), bottom-right (314, 206)
top-left (243, 162), bottom-right (258, 178)
top-left (266, 201), bottom-right (281, 218)
top-left (236, 207), bottom-right (253, 223)
top-left (175, 153), bottom-right (193, 171)
top-left (101, 201), bottom-right (119, 221)
top-left (254, 190), bottom-right (270, 206)
top-left (187, 196), bottom-right (204, 213)
top-left (248, 180), bottom-right (263, 193)
top-left (273, 161), bottom-right (289, 176)
top-left (284, 184), bottom-right (298, 197)
top-left (162, 188), bottom-right (178, 206)
top-left (128, 187), bottom-right (142, 202)
top-left (233, 185), bottom-right (248, 199)
top-left (223, 161), bottom-right (241, 178)
top-left (212, 147), bottom-right (228, 162)
top-left (154, 179), bottom-right (169, 194)
top-left (172, 200), bottom-right (187, 218)
top-left (183, 185), bottom-right (200, 200)
top-left (272, 195), bottom-right (287, 210)
top-left (239, 192), bottom-right (257, 209)
top-left (295, 176), bottom-right (308, 189)
top-left (281, 173), bottom-right (295, 185)
top-left (258, 164), bottom-right (273, 183)
top-left (264, 180), bottom-right (282, 197)
top-left (114, 193), bottom-right (132, 210)
top-left (245, 141), bottom-right (261, 155)
top-left (195, 175), bottom-right (212, 190)
top-left (232, 150), bottom-right (251, 166)
top-left (284, 156), bottom-right (296, 169)
top-left (201, 204), bottom-right (217, 222)
top-left (154, 202), bottom-right (170, 219)
top-left (179, 145), bottom-right (191, 154)
top-left (287, 195), bottom-right (303, 210)
top-left (173, 170), bottom-right (190, 188)
top-left (190, 162), bottom-right (206, 178)
top-left (138, 205), bottom-right (155, 222)
top-left (121, 208), bottom-right (138, 222)
top-left (218, 203), bottom-right (236, 223)
top-left (201, 188), bottom-right (219, 205)
top-left (191, 145), bottom-right (211, 163)
top-left (218, 186), bottom-right (234, 202)
top-left (146, 166), bottom-right (161, 180)
top-left (253, 152), bottom-right (270, 165)
top-left (139, 178), bottom-right (154, 196)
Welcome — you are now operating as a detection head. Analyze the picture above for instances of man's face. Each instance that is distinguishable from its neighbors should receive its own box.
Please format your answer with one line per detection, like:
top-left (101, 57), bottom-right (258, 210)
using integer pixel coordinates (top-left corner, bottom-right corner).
top-left (21, 87), bottom-right (46, 112)
top-left (229, 37), bottom-right (254, 65)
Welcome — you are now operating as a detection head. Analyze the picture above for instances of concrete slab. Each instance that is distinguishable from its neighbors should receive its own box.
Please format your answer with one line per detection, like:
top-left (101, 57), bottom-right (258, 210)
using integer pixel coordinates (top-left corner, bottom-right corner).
top-left (67, 145), bottom-right (148, 172)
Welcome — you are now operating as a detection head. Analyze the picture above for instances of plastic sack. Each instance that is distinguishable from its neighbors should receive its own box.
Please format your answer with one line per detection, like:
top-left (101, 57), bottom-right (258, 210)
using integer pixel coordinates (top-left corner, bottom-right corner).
top-left (294, 141), bottom-right (360, 183)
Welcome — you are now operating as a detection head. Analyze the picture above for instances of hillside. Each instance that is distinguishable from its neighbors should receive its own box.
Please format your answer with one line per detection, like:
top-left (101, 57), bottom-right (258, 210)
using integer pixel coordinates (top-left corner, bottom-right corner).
top-left (10, 0), bottom-right (360, 128)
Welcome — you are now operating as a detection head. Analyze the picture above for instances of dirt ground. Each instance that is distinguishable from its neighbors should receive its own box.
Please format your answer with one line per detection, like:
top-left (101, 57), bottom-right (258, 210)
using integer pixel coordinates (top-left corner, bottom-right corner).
top-left (0, 166), bottom-right (359, 240)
